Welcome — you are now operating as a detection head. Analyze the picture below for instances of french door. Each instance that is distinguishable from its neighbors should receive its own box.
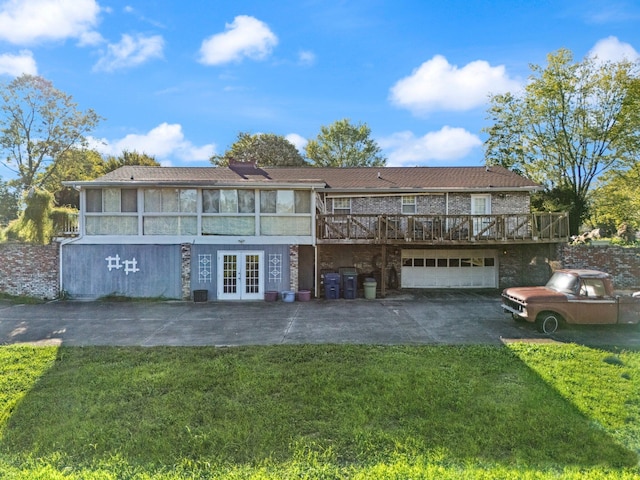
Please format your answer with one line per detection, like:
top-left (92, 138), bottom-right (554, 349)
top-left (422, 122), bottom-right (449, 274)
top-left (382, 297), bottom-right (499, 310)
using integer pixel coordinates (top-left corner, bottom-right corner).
top-left (217, 251), bottom-right (264, 300)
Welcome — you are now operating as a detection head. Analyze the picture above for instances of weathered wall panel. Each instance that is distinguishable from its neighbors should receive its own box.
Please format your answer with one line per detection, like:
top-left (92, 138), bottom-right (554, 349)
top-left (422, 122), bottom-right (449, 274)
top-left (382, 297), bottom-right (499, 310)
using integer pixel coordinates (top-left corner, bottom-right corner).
top-left (61, 244), bottom-right (182, 299)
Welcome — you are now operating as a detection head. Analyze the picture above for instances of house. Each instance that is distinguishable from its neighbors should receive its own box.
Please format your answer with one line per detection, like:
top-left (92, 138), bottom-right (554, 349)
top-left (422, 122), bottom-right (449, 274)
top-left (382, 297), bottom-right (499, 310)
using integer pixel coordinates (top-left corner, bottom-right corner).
top-left (60, 162), bottom-right (568, 300)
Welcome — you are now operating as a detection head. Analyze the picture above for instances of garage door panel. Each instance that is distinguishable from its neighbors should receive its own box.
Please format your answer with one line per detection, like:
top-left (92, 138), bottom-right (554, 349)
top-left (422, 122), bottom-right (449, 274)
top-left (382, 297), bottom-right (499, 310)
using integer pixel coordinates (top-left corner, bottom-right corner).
top-left (401, 249), bottom-right (497, 289)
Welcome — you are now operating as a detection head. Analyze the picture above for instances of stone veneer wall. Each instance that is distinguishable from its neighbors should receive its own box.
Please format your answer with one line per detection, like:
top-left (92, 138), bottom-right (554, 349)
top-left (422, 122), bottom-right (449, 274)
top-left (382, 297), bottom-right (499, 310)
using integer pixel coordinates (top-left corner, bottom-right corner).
top-left (289, 245), bottom-right (299, 291)
top-left (181, 243), bottom-right (191, 300)
top-left (558, 244), bottom-right (640, 288)
top-left (0, 243), bottom-right (59, 299)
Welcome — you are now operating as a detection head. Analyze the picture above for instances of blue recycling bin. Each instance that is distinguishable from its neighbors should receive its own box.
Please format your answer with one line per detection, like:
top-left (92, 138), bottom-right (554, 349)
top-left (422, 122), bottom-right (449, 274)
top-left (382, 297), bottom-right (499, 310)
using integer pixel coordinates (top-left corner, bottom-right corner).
top-left (324, 273), bottom-right (340, 299)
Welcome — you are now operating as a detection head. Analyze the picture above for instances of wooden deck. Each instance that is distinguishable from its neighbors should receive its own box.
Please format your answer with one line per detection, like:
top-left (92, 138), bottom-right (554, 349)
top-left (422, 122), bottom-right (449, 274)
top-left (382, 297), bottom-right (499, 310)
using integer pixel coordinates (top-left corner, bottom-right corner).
top-left (316, 212), bottom-right (569, 245)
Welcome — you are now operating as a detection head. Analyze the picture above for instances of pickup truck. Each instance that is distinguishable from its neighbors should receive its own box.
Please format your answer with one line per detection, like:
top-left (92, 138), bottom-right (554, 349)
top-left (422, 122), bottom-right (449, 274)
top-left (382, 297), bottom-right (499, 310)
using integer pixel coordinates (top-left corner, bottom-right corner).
top-left (501, 269), bottom-right (640, 333)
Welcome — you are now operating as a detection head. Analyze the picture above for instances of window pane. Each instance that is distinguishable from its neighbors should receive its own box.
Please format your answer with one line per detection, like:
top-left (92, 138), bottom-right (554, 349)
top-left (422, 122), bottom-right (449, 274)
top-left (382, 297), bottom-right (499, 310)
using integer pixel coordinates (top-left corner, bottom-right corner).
top-left (461, 258), bottom-right (472, 267)
top-left (202, 216), bottom-right (255, 235)
top-left (277, 190), bottom-right (295, 213)
top-left (144, 189), bottom-right (162, 212)
top-left (437, 258), bottom-right (448, 267)
top-left (403, 258), bottom-right (412, 267)
top-left (484, 257), bottom-right (495, 267)
top-left (161, 189), bottom-right (179, 212)
top-left (414, 258), bottom-right (424, 267)
top-left (260, 191), bottom-right (277, 213)
top-left (86, 189), bottom-right (102, 212)
top-left (144, 216), bottom-right (196, 235)
top-left (220, 190), bottom-right (238, 213)
top-left (103, 188), bottom-right (120, 212)
top-left (426, 258), bottom-right (436, 267)
top-left (238, 190), bottom-right (255, 213)
top-left (121, 189), bottom-right (137, 212)
top-left (180, 189), bottom-right (197, 212)
top-left (86, 216), bottom-right (137, 235)
top-left (202, 189), bottom-right (220, 213)
top-left (449, 258), bottom-right (460, 267)
top-left (295, 191), bottom-right (311, 213)
top-left (261, 217), bottom-right (311, 235)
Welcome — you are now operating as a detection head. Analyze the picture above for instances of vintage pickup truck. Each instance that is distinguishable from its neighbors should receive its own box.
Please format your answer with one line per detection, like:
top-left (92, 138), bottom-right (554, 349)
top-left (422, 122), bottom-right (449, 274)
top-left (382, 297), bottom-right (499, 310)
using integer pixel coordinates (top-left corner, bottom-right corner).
top-left (502, 269), bottom-right (640, 333)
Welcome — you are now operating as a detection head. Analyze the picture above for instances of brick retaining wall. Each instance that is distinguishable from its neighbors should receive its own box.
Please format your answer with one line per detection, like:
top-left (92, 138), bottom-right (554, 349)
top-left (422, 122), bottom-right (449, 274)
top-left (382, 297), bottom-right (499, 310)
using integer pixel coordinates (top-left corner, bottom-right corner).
top-left (559, 244), bottom-right (640, 288)
top-left (0, 243), bottom-right (59, 299)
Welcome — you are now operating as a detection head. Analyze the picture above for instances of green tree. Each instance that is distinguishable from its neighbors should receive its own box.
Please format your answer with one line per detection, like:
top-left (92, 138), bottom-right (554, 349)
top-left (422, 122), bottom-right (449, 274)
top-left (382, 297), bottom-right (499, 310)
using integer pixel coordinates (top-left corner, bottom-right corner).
top-left (484, 49), bottom-right (640, 234)
top-left (42, 149), bottom-right (106, 208)
top-left (211, 132), bottom-right (307, 167)
top-left (4, 189), bottom-right (54, 244)
top-left (589, 163), bottom-right (640, 233)
top-left (0, 74), bottom-right (102, 193)
top-left (0, 177), bottom-right (18, 226)
top-left (305, 119), bottom-right (386, 167)
top-left (102, 149), bottom-right (159, 173)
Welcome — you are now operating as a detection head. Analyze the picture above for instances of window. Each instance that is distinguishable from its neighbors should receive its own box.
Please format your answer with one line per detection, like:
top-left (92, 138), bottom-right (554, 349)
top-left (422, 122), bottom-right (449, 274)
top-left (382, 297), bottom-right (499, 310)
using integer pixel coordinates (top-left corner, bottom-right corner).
top-left (86, 188), bottom-right (137, 213)
top-left (144, 189), bottom-right (196, 212)
top-left (260, 190), bottom-right (307, 214)
top-left (332, 198), bottom-right (351, 215)
top-left (402, 195), bottom-right (416, 214)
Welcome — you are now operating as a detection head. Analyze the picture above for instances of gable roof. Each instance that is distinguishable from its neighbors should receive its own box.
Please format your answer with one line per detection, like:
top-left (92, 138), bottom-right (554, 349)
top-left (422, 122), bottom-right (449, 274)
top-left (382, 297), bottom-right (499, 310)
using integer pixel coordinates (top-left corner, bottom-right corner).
top-left (68, 165), bottom-right (540, 192)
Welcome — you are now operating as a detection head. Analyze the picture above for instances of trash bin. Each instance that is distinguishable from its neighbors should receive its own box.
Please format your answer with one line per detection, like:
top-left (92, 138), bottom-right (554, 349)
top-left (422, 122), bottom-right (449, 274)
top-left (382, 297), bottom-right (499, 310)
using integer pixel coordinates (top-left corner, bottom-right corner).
top-left (339, 267), bottom-right (358, 299)
top-left (363, 278), bottom-right (377, 300)
top-left (324, 272), bottom-right (340, 299)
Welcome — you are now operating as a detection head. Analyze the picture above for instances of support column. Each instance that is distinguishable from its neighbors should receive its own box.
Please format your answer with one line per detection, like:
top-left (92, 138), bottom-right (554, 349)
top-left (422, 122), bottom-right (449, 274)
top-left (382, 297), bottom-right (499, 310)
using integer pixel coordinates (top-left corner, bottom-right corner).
top-left (381, 244), bottom-right (387, 298)
top-left (289, 244), bottom-right (299, 291)
top-left (181, 243), bottom-right (191, 300)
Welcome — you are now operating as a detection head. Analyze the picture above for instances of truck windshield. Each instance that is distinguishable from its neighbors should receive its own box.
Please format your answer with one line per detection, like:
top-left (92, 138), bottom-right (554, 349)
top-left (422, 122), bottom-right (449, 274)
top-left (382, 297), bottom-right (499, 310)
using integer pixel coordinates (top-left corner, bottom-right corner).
top-left (545, 272), bottom-right (578, 294)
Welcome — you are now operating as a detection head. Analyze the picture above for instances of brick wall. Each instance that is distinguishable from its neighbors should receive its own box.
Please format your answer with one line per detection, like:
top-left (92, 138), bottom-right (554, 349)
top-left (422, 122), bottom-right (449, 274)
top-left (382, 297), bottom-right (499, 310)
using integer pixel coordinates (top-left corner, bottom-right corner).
top-left (0, 243), bottom-right (59, 299)
top-left (328, 192), bottom-right (530, 215)
top-left (559, 245), bottom-right (640, 288)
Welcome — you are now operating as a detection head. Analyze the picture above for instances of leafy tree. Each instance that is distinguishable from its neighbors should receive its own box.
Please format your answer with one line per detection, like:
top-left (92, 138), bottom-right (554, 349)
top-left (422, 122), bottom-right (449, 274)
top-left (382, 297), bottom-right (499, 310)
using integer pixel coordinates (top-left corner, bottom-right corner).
top-left (42, 149), bottom-right (106, 207)
top-left (589, 163), bottom-right (640, 233)
top-left (0, 177), bottom-right (18, 226)
top-left (4, 189), bottom-right (54, 244)
top-left (211, 132), bottom-right (307, 167)
top-left (484, 49), bottom-right (640, 234)
top-left (103, 149), bottom-right (159, 173)
top-left (305, 119), bottom-right (386, 167)
top-left (0, 74), bottom-right (102, 193)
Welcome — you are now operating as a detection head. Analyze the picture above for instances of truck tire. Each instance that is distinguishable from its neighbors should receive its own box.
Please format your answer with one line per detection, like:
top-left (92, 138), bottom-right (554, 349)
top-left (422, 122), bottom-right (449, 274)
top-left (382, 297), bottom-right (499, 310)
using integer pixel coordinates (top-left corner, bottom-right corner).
top-left (536, 312), bottom-right (561, 334)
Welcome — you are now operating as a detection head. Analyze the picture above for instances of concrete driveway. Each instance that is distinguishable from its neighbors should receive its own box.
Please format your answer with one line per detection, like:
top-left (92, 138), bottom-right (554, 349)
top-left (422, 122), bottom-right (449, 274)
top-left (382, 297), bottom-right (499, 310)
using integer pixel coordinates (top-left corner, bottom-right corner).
top-left (1, 291), bottom-right (639, 348)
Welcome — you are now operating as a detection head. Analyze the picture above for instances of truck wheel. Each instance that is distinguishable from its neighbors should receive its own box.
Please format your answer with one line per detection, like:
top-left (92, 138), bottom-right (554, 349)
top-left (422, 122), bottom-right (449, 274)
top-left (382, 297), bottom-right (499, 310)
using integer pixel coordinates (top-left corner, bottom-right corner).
top-left (536, 312), bottom-right (561, 334)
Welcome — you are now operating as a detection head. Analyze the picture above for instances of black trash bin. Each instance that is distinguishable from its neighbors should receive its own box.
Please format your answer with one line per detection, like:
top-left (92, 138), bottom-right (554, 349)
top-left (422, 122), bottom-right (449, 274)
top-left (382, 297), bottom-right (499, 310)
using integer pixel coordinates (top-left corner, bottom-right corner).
top-left (324, 273), bottom-right (340, 299)
top-left (339, 267), bottom-right (358, 299)
top-left (193, 290), bottom-right (208, 302)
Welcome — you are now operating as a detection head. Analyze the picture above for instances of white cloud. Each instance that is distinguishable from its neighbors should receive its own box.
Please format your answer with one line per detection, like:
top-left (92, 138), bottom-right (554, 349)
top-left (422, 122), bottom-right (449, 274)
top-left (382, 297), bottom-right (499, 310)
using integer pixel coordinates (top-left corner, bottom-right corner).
top-left (93, 34), bottom-right (164, 72)
top-left (588, 36), bottom-right (640, 63)
top-left (285, 133), bottom-right (307, 152)
top-left (298, 50), bottom-right (316, 66)
top-left (199, 15), bottom-right (278, 65)
top-left (378, 127), bottom-right (482, 166)
top-left (389, 55), bottom-right (521, 115)
top-left (0, 0), bottom-right (102, 45)
top-left (0, 50), bottom-right (37, 76)
top-left (89, 123), bottom-right (215, 163)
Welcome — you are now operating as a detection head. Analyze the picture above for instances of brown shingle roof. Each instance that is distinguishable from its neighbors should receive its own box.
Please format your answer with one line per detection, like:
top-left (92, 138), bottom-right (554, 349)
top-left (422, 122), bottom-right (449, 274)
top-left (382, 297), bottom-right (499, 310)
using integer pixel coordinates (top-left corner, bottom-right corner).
top-left (82, 165), bottom-right (539, 191)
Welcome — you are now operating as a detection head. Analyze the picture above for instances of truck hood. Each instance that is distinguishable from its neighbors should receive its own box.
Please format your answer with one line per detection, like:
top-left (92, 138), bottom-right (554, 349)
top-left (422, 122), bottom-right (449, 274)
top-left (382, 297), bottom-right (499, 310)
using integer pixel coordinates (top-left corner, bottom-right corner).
top-left (502, 286), bottom-right (568, 303)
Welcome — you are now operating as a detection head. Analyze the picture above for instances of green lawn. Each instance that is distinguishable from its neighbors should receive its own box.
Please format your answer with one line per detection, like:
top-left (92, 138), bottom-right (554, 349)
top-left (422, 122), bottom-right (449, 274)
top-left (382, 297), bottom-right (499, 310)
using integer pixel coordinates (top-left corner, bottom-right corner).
top-left (0, 343), bottom-right (639, 479)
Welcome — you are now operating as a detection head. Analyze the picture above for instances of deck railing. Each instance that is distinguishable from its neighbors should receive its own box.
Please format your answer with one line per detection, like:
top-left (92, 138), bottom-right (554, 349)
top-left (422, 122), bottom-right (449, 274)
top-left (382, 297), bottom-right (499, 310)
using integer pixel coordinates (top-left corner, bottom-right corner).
top-left (316, 212), bottom-right (569, 244)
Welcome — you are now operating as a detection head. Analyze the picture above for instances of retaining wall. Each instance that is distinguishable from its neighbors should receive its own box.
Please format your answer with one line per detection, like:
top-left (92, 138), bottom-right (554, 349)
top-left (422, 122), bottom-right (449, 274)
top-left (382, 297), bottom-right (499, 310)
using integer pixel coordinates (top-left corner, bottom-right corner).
top-left (0, 243), bottom-right (59, 299)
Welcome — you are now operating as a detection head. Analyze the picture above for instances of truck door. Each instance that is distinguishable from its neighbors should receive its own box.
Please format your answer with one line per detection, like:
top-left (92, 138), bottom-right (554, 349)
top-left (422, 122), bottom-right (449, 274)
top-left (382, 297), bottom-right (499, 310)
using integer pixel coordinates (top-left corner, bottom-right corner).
top-left (574, 278), bottom-right (618, 324)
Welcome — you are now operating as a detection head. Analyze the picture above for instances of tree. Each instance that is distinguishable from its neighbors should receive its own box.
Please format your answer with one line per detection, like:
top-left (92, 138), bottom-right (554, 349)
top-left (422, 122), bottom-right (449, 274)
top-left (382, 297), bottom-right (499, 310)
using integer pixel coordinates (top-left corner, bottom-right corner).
top-left (484, 49), bottom-right (640, 234)
top-left (211, 132), bottom-right (307, 167)
top-left (102, 149), bottom-right (160, 173)
top-left (589, 163), bottom-right (640, 233)
top-left (305, 119), bottom-right (386, 167)
top-left (0, 74), bottom-right (102, 193)
top-left (42, 149), bottom-right (106, 208)
top-left (0, 177), bottom-right (18, 226)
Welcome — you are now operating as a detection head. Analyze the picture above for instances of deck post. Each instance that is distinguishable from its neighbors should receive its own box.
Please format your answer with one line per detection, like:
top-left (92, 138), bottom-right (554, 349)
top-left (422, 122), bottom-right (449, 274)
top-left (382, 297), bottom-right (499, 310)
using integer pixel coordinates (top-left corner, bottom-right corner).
top-left (381, 244), bottom-right (386, 297)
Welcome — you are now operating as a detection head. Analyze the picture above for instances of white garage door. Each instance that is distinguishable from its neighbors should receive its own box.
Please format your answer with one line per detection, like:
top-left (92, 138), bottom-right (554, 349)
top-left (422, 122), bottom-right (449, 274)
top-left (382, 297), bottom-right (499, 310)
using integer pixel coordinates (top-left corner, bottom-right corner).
top-left (401, 249), bottom-right (498, 288)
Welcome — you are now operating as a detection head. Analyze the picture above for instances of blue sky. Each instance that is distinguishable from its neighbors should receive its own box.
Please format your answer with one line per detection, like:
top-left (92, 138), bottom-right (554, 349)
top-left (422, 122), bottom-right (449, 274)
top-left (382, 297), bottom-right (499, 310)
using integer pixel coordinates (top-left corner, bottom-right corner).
top-left (1, 0), bottom-right (639, 178)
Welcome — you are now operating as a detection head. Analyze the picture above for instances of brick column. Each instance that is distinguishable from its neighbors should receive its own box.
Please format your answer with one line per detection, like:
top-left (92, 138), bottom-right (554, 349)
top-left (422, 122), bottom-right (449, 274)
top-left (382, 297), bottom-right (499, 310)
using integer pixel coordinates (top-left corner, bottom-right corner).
top-left (181, 243), bottom-right (191, 300)
top-left (289, 245), bottom-right (299, 291)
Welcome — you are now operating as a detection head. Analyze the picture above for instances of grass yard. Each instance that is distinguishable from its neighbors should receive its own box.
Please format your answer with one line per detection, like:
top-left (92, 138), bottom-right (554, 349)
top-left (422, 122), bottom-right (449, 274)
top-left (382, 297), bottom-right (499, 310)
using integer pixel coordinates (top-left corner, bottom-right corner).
top-left (0, 343), bottom-right (639, 479)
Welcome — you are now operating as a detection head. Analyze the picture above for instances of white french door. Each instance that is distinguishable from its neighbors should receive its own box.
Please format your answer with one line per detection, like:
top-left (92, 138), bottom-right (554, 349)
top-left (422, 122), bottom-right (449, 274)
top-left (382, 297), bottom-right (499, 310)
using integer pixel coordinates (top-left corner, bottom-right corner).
top-left (217, 251), bottom-right (264, 300)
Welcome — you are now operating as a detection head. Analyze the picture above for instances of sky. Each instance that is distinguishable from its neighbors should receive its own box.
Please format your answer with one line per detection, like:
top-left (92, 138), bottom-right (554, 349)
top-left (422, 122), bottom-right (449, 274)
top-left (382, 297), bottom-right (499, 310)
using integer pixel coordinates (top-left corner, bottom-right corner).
top-left (0, 0), bottom-right (639, 179)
